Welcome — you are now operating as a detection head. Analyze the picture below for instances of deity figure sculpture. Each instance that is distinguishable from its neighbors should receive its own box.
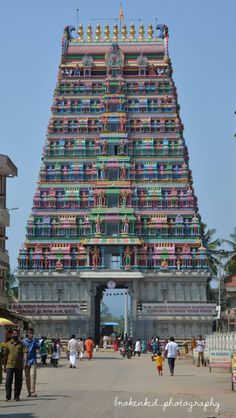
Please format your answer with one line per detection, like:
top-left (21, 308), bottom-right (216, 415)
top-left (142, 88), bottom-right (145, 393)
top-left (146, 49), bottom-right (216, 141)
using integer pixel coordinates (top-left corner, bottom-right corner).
top-left (118, 140), bottom-right (125, 155)
top-left (92, 246), bottom-right (100, 268)
top-left (95, 215), bottom-right (102, 234)
top-left (102, 140), bottom-right (108, 154)
top-left (55, 259), bottom-right (63, 271)
top-left (122, 215), bottom-right (129, 234)
top-left (124, 246), bottom-right (132, 268)
top-left (161, 259), bottom-right (168, 269)
top-left (176, 258), bottom-right (181, 270)
top-left (101, 162), bottom-right (106, 180)
top-left (120, 163), bottom-right (127, 179)
top-left (120, 191), bottom-right (127, 206)
top-left (98, 191), bottom-right (103, 206)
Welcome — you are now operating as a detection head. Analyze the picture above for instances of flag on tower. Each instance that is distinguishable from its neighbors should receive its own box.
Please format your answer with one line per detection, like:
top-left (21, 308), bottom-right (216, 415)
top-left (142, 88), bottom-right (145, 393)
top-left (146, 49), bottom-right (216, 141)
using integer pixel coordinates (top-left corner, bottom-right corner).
top-left (120, 2), bottom-right (124, 21)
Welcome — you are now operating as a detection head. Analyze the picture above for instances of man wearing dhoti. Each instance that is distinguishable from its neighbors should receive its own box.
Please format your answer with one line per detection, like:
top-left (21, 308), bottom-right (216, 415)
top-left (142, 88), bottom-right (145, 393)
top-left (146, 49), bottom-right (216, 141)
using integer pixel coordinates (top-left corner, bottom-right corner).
top-left (67, 335), bottom-right (79, 368)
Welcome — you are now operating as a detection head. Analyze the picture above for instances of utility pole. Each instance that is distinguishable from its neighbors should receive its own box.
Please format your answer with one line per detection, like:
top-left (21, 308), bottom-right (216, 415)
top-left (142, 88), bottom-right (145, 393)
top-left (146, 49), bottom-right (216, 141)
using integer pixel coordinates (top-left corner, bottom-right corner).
top-left (124, 289), bottom-right (128, 336)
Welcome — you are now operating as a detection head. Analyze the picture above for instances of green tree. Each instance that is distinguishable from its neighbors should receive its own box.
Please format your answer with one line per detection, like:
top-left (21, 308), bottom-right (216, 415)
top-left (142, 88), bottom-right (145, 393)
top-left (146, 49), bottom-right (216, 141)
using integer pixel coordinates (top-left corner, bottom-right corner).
top-left (4, 270), bottom-right (18, 298)
top-left (203, 225), bottom-right (222, 276)
top-left (223, 227), bottom-right (236, 275)
top-left (100, 301), bottom-right (113, 322)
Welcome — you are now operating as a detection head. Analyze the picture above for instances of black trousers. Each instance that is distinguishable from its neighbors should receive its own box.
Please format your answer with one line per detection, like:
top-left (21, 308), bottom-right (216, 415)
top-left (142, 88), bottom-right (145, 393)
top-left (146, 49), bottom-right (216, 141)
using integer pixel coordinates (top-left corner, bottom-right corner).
top-left (167, 357), bottom-right (176, 374)
top-left (5, 368), bottom-right (23, 400)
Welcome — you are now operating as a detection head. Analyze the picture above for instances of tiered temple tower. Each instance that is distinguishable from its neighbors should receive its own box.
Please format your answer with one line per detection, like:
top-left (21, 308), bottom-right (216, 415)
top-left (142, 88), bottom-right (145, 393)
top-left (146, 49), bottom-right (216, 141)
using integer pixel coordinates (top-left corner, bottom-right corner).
top-left (16, 22), bottom-right (215, 339)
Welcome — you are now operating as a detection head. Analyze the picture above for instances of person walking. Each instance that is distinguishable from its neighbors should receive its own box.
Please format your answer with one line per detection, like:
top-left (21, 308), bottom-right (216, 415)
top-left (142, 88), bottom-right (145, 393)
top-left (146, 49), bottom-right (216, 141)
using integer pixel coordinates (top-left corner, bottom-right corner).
top-left (67, 335), bottom-right (79, 368)
top-left (191, 336), bottom-right (196, 353)
top-left (23, 328), bottom-right (41, 397)
top-left (85, 336), bottom-right (94, 360)
top-left (4, 329), bottom-right (27, 401)
top-left (164, 337), bottom-right (180, 376)
top-left (182, 340), bottom-right (189, 355)
top-left (196, 335), bottom-right (205, 367)
top-left (141, 339), bottom-right (147, 353)
top-left (39, 336), bottom-right (49, 365)
top-left (153, 351), bottom-right (165, 376)
top-left (51, 339), bottom-right (61, 367)
top-left (134, 339), bottom-right (141, 357)
top-left (78, 338), bottom-right (84, 361)
top-left (152, 338), bottom-right (160, 356)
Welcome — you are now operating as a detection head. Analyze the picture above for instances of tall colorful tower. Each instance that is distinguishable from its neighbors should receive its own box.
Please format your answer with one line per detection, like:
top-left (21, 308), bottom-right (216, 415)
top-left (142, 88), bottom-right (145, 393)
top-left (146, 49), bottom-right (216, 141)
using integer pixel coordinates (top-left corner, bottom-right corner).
top-left (16, 21), bottom-right (215, 339)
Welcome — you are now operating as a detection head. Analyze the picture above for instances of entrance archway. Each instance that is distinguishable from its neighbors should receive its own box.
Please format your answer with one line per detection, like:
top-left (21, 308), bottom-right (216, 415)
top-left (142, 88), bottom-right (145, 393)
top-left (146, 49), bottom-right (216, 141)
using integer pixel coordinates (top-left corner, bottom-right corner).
top-left (94, 284), bottom-right (131, 345)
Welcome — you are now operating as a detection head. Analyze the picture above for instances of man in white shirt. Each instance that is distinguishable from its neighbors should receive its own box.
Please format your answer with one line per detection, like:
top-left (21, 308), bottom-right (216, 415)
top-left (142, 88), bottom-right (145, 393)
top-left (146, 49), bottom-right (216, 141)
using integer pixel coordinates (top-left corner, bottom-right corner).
top-left (164, 337), bottom-right (180, 376)
top-left (196, 334), bottom-right (205, 367)
top-left (134, 339), bottom-right (141, 357)
top-left (67, 335), bottom-right (78, 368)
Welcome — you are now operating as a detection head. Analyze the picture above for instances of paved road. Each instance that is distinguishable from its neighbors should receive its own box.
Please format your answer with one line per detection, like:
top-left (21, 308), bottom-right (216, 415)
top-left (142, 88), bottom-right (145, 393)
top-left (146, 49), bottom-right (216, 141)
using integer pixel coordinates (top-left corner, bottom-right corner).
top-left (0, 351), bottom-right (235, 418)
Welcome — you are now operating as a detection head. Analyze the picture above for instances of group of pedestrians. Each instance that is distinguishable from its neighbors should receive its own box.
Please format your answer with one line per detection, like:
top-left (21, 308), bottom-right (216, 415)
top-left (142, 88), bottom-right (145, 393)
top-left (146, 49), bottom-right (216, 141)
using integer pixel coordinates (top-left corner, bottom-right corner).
top-left (4, 327), bottom-right (39, 401)
top-left (67, 335), bottom-right (94, 368)
top-left (39, 336), bottom-right (61, 367)
top-left (131, 335), bottom-right (180, 376)
top-left (3, 329), bottom-right (95, 401)
top-left (131, 335), bottom-right (207, 377)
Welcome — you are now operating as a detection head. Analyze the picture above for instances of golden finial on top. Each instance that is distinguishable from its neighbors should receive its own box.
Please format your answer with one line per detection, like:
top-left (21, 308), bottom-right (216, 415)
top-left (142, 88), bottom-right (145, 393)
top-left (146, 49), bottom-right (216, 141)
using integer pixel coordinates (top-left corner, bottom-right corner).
top-left (148, 23), bottom-right (153, 40)
top-left (113, 22), bottom-right (119, 41)
top-left (95, 23), bottom-right (101, 41)
top-left (104, 23), bottom-right (110, 41)
top-left (122, 23), bottom-right (127, 40)
top-left (139, 23), bottom-right (145, 41)
top-left (78, 23), bottom-right (84, 41)
top-left (130, 22), bottom-right (136, 40)
top-left (87, 24), bottom-right (93, 41)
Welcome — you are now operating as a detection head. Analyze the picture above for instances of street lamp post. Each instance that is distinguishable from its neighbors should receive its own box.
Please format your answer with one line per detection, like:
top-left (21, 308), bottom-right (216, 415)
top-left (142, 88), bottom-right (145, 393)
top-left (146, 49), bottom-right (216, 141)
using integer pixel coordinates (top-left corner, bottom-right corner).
top-left (124, 289), bottom-right (128, 336)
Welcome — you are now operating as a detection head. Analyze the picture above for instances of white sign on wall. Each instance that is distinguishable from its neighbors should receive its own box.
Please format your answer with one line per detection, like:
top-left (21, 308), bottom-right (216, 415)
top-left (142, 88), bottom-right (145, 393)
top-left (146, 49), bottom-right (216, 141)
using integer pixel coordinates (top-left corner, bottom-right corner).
top-left (142, 303), bottom-right (216, 316)
top-left (11, 303), bottom-right (80, 315)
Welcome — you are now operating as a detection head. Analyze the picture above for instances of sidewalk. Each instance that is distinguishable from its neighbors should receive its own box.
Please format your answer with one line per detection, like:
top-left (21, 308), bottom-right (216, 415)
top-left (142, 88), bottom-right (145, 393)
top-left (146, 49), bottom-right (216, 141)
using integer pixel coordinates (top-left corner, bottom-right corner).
top-left (0, 351), bottom-right (235, 418)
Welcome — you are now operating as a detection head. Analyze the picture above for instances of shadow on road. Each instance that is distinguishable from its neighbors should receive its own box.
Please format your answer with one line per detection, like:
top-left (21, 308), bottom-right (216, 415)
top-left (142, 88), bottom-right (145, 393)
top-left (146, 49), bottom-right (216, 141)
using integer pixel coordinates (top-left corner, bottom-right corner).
top-left (92, 357), bottom-right (123, 360)
top-left (0, 413), bottom-right (35, 418)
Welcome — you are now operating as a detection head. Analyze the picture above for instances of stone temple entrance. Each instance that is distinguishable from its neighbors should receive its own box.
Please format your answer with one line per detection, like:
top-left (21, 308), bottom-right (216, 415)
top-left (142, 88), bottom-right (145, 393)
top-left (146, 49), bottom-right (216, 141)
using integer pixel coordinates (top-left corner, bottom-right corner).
top-left (15, 269), bottom-right (215, 340)
top-left (94, 283), bottom-right (130, 344)
top-left (90, 272), bottom-right (135, 344)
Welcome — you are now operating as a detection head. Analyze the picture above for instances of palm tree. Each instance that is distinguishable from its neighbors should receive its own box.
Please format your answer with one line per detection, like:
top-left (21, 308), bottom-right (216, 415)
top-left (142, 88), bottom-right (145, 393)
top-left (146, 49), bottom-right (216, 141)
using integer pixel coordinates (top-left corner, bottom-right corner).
top-left (202, 225), bottom-right (222, 276)
top-left (4, 270), bottom-right (18, 298)
top-left (222, 227), bottom-right (236, 275)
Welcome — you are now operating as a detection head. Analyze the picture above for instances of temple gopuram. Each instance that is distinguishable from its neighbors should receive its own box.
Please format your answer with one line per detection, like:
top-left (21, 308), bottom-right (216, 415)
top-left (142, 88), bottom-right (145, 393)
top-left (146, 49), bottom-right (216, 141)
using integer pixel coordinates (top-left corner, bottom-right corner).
top-left (16, 21), bottom-right (216, 339)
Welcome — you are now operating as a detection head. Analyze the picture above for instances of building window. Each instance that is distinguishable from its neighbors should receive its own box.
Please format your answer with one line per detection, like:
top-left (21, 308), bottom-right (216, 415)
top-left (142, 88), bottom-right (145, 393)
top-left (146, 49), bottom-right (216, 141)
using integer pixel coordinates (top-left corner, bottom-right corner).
top-left (110, 254), bottom-right (121, 269)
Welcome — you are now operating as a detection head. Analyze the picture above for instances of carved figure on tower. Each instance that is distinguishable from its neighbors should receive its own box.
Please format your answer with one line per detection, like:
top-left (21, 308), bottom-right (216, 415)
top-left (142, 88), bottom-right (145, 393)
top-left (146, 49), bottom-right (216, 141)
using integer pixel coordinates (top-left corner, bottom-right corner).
top-left (92, 246), bottom-right (100, 268)
top-left (124, 246), bottom-right (132, 268)
top-left (120, 163), bottom-right (127, 179)
top-left (122, 214), bottom-right (129, 234)
top-left (56, 259), bottom-right (63, 271)
top-left (101, 162), bottom-right (106, 180)
top-left (95, 214), bottom-right (102, 234)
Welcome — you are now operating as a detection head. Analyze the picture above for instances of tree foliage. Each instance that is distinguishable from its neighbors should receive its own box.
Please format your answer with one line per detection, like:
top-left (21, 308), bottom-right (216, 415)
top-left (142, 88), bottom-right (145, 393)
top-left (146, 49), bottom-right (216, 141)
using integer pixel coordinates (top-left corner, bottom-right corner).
top-left (202, 225), bottom-right (222, 276)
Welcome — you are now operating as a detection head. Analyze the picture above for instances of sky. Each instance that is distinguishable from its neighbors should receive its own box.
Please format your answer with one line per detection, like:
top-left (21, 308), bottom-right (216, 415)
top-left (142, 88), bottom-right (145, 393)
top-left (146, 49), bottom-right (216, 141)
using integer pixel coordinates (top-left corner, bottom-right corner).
top-left (1, 0), bottom-right (235, 316)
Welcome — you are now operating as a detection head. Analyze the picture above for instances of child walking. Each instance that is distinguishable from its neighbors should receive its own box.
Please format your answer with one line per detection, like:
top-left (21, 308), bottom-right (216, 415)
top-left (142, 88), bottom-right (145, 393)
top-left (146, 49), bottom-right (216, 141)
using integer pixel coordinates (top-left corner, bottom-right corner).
top-left (154, 351), bottom-right (164, 376)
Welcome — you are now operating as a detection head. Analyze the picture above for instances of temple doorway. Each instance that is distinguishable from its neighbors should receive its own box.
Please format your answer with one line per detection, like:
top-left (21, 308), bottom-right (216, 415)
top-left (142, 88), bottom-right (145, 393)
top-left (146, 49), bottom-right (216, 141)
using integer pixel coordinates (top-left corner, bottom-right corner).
top-left (94, 284), bottom-right (131, 345)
